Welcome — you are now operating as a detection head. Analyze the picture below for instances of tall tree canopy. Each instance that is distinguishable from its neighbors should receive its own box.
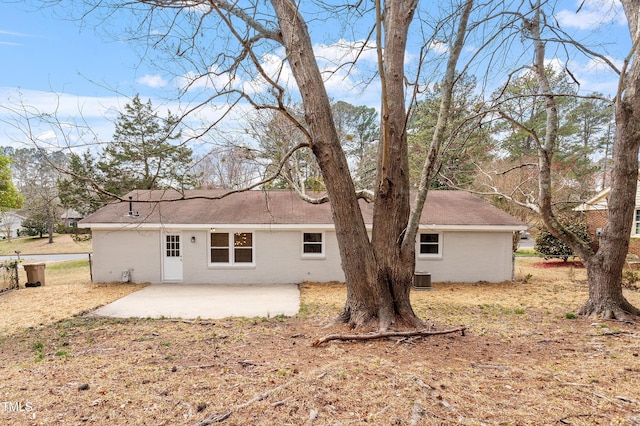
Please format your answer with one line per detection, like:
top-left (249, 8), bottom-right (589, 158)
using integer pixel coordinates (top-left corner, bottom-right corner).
top-left (408, 73), bottom-right (491, 189)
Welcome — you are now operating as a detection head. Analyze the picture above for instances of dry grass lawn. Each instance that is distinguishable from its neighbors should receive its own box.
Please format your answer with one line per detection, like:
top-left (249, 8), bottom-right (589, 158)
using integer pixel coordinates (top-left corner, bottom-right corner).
top-left (0, 257), bottom-right (639, 425)
top-left (0, 234), bottom-right (92, 256)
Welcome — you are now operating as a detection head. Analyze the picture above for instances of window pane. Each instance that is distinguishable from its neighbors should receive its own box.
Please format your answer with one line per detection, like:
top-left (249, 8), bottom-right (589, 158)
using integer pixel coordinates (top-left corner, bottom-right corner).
top-left (235, 248), bottom-right (253, 263)
top-left (234, 232), bottom-right (252, 247)
top-left (304, 244), bottom-right (322, 254)
top-left (211, 248), bottom-right (229, 263)
top-left (211, 233), bottom-right (229, 247)
top-left (420, 234), bottom-right (438, 243)
top-left (420, 245), bottom-right (439, 254)
top-left (304, 233), bottom-right (322, 243)
top-left (166, 235), bottom-right (180, 257)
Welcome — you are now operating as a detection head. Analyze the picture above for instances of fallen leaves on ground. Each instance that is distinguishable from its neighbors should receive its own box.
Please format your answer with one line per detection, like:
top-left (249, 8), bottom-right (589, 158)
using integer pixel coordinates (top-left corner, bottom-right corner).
top-left (0, 258), bottom-right (638, 425)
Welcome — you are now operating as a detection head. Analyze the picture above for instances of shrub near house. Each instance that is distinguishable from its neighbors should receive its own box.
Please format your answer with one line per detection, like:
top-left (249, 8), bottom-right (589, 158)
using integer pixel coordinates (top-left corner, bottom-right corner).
top-left (535, 221), bottom-right (591, 262)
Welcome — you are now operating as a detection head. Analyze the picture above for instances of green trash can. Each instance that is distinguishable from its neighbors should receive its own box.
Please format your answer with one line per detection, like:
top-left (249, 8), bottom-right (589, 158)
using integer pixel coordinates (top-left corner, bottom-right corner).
top-left (23, 263), bottom-right (46, 287)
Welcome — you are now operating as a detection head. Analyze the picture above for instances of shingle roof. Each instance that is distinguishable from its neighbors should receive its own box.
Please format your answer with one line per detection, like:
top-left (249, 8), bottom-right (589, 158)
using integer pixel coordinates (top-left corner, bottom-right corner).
top-left (79, 189), bottom-right (524, 228)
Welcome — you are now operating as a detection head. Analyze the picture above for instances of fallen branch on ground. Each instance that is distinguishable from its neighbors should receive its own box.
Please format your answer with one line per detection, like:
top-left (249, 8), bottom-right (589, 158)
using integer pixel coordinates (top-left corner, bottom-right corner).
top-left (193, 381), bottom-right (291, 426)
top-left (187, 364), bottom-right (219, 369)
top-left (193, 410), bottom-right (231, 425)
top-left (470, 362), bottom-right (509, 370)
top-left (312, 327), bottom-right (466, 346)
top-left (616, 395), bottom-right (639, 405)
top-left (558, 413), bottom-right (607, 424)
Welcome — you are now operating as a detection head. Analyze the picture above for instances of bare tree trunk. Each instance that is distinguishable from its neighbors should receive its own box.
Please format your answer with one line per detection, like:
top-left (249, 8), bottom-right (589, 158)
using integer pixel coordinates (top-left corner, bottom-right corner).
top-left (272, 0), bottom-right (430, 330)
top-left (579, 50), bottom-right (640, 319)
top-left (272, 0), bottom-right (393, 329)
top-left (370, 0), bottom-right (422, 330)
top-left (577, 0), bottom-right (640, 320)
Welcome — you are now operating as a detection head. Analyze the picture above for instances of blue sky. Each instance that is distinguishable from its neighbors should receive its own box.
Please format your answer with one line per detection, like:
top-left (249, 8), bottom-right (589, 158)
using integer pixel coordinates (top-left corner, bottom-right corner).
top-left (0, 0), bottom-right (631, 149)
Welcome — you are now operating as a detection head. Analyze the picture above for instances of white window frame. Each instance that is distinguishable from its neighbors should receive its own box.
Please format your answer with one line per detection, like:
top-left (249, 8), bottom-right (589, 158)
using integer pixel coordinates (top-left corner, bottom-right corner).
top-left (209, 231), bottom-right (255, 267)
top-left (417, 232), bottom-right (443, 259)
top-left (634, 210), bottom-right (640, 236)
top-left (301, 231), bottom-right (325, 259)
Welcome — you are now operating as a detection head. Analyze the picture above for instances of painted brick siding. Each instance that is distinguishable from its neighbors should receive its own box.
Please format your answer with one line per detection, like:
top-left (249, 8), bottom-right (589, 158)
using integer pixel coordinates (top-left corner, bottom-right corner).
top-left (585, 210), bottom-right (607, 252)
top-left (586, 209), bottom-right (640, 257)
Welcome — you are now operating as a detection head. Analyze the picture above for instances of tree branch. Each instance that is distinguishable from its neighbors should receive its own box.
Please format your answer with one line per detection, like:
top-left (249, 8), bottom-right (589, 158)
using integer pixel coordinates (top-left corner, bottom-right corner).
top-left (312, 326), bottom-right (466, 346)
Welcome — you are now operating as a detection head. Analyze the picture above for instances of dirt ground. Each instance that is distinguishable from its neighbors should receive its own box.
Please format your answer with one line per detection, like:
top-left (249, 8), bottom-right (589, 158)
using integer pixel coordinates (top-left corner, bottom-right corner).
top-left (0, 258), bottom-right (639, 425)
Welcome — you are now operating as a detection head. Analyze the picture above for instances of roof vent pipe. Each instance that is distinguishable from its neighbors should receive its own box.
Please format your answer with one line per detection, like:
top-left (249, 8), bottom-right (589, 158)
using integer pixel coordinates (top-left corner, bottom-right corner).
top-left (127, 196), bottom-right (139, 217)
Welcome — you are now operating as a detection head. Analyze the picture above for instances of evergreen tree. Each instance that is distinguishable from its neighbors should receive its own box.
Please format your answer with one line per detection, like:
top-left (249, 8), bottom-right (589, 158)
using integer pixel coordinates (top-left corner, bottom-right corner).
top-left (58, 95), bottom-right (198, 214)
top-left (99, 95), bottom-right (196, 192)
top-left (408, 73), bottom-right (491, 189)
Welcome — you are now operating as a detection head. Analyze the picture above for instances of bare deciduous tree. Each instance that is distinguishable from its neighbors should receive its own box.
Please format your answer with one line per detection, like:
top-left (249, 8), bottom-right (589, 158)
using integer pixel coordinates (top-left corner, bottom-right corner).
top-left (477, 0), bottom-right (639, 320)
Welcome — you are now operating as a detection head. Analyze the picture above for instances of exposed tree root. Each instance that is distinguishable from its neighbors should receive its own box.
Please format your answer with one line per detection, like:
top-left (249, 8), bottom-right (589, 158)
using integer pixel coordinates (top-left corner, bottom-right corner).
top-left (312, 326), bottom-right (466, 346)
top-left (333, 308), bottom-right (427, 331)
top-left (577, 300), bottom-right (640, 322)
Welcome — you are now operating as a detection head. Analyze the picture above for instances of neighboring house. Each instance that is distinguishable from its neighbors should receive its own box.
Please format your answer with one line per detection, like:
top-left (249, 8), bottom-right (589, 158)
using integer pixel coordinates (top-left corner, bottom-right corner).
top-left (79, 189), bottom-right (526, 284)
top-left (60, 209), bottom-right (83, 228)
top-left (0, 211), bottom-right (25, 239)
top-left (575, 186), bottom-right (640, 256)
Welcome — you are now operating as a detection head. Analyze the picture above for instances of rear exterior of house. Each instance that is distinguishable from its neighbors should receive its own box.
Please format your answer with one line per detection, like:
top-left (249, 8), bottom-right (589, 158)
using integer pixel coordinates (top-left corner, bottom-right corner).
top-left (80, 190), bottom-right (525, 284)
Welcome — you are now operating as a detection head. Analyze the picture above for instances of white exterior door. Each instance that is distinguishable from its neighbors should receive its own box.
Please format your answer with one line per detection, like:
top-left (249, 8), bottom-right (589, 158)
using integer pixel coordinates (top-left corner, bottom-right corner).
top-left (163, 233), bottom-right (183, 281)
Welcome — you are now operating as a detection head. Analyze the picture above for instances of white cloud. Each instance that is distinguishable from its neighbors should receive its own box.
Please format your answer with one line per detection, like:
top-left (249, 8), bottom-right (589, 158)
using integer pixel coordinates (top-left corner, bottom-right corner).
top-left (242, 52), bottom-right (294, 95)
top-left (314, 39), bottom-right (378, 65)
top-left (544, 57), bottom-right (565, 73)
top-left (0, 88), bottom-right (127, 148)
top-left (582, 55), bottom-right (624, 73)
top-left (565, 56), bottom-right (622, 95)
top-left (0, 29), bottom-right (32, 37)
top-left (175, 66), bottom-right (237, 93)
top-left (179, 39), bottom-right (382, 107)
top-left (429, 40), bottom-right (449, 55)
top-left (136, 74), bottom-right (168, 88)
top-left (556, 0), bottom-right (626, 30)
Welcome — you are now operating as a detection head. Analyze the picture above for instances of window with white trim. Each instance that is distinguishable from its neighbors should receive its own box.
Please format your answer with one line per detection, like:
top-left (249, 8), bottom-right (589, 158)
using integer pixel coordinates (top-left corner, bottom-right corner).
top-left (210, 232), bottom-right (253, 264)
top-left (302, 232), bottom-right (324, 257)
top-left (635, 210), bottom-right (640, 235)
top-left (418, 233), bottom-right (441, 257)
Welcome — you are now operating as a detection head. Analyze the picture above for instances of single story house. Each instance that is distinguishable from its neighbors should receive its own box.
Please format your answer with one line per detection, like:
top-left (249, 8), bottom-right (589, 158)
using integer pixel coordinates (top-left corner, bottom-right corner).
top-left (575, 184), bottom-right (640, 256)
top-left (79, 189), bottom-right (526, 284)
top-left (60, 209), bottom-right (83, 228)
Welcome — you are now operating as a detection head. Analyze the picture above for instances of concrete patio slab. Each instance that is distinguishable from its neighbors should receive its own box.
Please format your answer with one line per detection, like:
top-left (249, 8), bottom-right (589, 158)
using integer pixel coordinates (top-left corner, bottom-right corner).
top-left (89, 284), bottom-right (300, 319)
